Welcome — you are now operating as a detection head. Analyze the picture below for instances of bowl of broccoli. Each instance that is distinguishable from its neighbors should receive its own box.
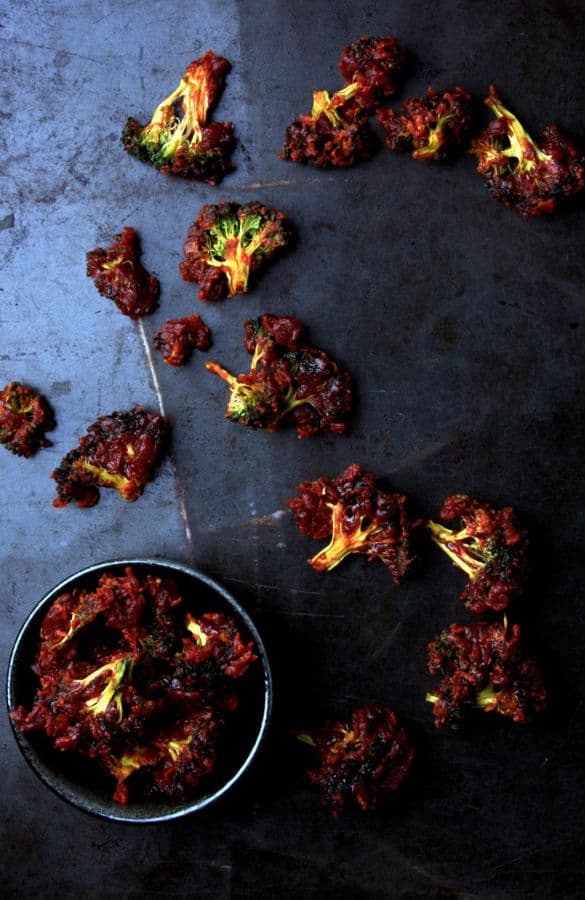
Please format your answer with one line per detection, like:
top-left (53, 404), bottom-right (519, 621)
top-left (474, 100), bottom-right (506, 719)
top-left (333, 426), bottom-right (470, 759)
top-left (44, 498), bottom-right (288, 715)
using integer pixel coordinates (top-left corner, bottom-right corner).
top-left (7, 558), bottom-right (272, 823)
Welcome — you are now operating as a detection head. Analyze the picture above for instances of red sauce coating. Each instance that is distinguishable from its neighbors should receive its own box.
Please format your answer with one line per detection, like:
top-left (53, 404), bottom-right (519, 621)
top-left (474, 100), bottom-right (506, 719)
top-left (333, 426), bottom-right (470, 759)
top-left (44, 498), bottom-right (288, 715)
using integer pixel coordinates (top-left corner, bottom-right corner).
top-left (9, 567), bottom-right (258, 804)
top-left (86, 227), bottom-right (159, 318)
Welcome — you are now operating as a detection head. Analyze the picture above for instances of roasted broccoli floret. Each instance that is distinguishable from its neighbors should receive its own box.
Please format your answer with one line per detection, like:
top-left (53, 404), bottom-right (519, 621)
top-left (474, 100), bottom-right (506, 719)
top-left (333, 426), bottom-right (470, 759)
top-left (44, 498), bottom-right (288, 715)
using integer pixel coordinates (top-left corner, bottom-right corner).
top-left (427, 494), bottom-right (528, 615)
top-left (377, 86), bottom-right (473, 159)
top-left (426, 620), bottom-right (546, 728)
top-left (122, 51), bottom-right (235, 184)
top-left (52, 406), bottom-right (168, 508)
top-left (180, 201), bottom-right (292, 301)
top-left (153, 314), bottom-right (211, 366)
top-left (86, 227), bottom-right (159, 319)
top-left (287, 463), bottom-right (418, 579)
top-left (469, 86), bottom-right (585, 215)
top-left (0, 381), bottom-right (55, 457)
top-left (280, 82), bottom-right (376, 168)
top-left (298, 703), bottom-right (414, 813)
top-left (73, 655), bottom-right (135, 722)
top-left (182, 612), bottom-right (258, 680)
top-left (206, 314), bottom-right (352, 438)
top-left (338, 35), bottom-right (408, 108)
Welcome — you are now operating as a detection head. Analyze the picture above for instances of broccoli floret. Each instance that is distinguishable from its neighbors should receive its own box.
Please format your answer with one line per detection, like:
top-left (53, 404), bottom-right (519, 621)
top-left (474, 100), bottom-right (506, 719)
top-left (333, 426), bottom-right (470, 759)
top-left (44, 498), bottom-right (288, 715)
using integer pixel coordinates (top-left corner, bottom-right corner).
top-left (426, 620), bottom-right (546, 728)
top-left (287, 463), bottom-right (418, 580)
top-left (122, 51), bottom-right (235, 184)
top-left (280, 82), bottom-right (376, 168)
top-left (86, 227), bottom-right (159, 319)
top-left (298, 703), bottom-right (414, 813)
top-left (52, 405), bottom-right (168, 508)
top-left (427, 494), bottom-right (528, 615)
top-left (469, 86), bottom-right (585, 215)
top-left (183, 612), bottom-right (258, 679)
top-left (338, 35), bottom-right (408, 108)
top-left (376, 86), bottom-right (473, 159)
top-left (206, 314), bottom-right (352, 438)
top-left (180, 201), bottom-right (292, 301)
top-left (73, 655), bottom-right (135, 722)
top-left (153, 314), bottom-right (212, 366)
top-left (0, 381), bottom-right (55, 457)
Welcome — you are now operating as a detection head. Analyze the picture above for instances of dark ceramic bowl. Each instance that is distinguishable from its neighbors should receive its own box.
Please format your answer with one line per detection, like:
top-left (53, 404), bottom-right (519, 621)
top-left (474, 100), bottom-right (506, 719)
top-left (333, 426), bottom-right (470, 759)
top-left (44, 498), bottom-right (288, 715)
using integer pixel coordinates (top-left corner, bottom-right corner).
top-left (6, 558), bottom-right (272, 823)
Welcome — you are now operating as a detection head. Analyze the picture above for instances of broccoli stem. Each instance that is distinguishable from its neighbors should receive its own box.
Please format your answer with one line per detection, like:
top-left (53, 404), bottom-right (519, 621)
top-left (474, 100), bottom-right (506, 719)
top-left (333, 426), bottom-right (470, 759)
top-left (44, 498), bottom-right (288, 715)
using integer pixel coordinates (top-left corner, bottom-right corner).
top-left (311, 82), bottom-right (361, 127)
top-left (412, 113), bottom-right (453, 159)
top-left (485, 92), bottom-right (552, 171)
top-left (427, 521), bottom-right (484, 579)
top-left (74, 656), bottom-right (134, 721)
top-left (309, 502), bottom-right (382, 572)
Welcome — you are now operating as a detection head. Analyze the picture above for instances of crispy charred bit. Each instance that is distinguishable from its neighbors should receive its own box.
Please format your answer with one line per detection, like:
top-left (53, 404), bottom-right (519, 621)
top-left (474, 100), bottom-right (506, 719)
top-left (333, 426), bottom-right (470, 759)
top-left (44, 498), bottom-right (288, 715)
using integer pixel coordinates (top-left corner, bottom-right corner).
top-left (427, 494), bottom-right (528, 615)
top-left (287, 463), bottom-right (418, 579)
top-left (338, 35), bottom-right (408, 108)
top-left (180, 201), bottom-right (293, 301)
top-left (376, 87), bottom-right (473, 160)
top-left (51, 405), bottom-right (168, 508)
top-left (426, 620), bottom-right (546, 728)
top-left (469, 85), bottom-right (585, 215)
top-left (280, 82), bottom-right (376, 168)
top-left (86, 227), bottom-right (159, 319)
top-left (298, 703), bottom-right (414, 813)
top-left (122, 51), bottom-right (235, 184)
top-left (9, 566), bottom-right (258, 804)
top-left (206, 314), bottom-right (352, 438)
top-left (0, 381), bottom-right (55, 457)
top-left (153, 314), bottom-right (211, 366)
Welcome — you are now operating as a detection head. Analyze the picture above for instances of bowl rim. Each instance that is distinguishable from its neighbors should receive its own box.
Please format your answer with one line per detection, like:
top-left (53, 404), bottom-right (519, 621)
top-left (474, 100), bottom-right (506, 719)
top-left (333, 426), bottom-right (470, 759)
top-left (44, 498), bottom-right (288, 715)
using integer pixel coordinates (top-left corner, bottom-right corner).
top-left (6, 557), bottom-right (273, 824)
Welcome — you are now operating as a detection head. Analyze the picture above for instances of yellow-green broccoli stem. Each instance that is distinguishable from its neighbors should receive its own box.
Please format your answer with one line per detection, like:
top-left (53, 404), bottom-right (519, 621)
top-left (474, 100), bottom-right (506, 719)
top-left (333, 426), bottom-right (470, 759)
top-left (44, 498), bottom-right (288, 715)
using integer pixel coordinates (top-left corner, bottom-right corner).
top-left (485, 92), bottom-right (552, 172)
top-left (185, 615), bottom-right (209, 647)
top-left (311, 83), bottom-right (361, 128)
top-left (166, 735), bottom-right (193, 761)
top-left (425, 693), bottom-right (439, 705)
top-left (205, 361), bottom-right (268, 422)
top-left (81, 458), bottom-right (136, 500)
top-left (308, 501), bottom-right (383, 572)
top-left (73, 656), bottom-right (134, 721)
top-left (205, 220), bottom-right (280, 296)
top-left (474, 683), bottom-right (501, 711)
top-left (412, 113), bottom-right (453, 159)
top-left (139, 62), bottom-right (214, 159)
top-left (426, 520), bottom-right (485, 580)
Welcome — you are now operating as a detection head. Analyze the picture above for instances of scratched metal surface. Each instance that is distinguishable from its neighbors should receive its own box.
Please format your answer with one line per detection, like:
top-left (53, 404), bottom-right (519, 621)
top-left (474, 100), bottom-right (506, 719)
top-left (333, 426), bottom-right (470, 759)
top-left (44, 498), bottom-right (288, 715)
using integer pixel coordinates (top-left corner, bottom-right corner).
top-left (2, 0), bottom-right (585, 897)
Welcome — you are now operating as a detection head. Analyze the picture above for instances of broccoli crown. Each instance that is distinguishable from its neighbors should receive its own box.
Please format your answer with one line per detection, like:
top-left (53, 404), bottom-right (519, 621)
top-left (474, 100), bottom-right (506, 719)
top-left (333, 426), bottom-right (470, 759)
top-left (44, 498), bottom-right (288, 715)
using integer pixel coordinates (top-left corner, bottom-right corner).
top-left (427, 494), bottom-right (528, 615)
top-left (206, 315), bottom-right (353, 438)
top-left (122, 50), bottom-right (235, 184)
top-left (469, 86), bottom-right (585, 215)
top-left (86, 226), bottom-right (159, 319)
top-left (153, 314), bottom-right (211, 366)
top-left (0, 381), bottom-right (55, 457)
top-left (180, 201), bottom-right (292, 300)
top-left (426, 620), bottom-right (546, 728)
top-left (52, 406), bottom-right (168, 508)
top-left (280, 83), bottom-right (376, 168)
top-left (301, 703), bottom-right (414, 813)
top-left (287, 462), bottom-right (418, 580)
top-left (338, 35), bottom-right (408, 107)
top-left (376, 86), bottom-right (473, 160)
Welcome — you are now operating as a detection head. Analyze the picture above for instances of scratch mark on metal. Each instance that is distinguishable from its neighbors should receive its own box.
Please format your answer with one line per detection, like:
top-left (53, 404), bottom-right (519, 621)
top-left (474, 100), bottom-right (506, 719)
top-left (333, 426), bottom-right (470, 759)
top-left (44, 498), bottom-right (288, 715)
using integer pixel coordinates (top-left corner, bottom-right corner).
top-left (0, 213), bottom-right (14, 231)
top-left (223, 179), bottom-right (296, 190)
top-left (137, 320), bottom-right (195, 563)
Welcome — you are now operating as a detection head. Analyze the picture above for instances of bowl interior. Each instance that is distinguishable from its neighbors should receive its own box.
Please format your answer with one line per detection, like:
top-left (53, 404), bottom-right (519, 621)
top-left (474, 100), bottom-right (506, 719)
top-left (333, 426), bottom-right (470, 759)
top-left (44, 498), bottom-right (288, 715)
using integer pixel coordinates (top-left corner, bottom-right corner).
top-left (7, 558), bottom-right (272, 823)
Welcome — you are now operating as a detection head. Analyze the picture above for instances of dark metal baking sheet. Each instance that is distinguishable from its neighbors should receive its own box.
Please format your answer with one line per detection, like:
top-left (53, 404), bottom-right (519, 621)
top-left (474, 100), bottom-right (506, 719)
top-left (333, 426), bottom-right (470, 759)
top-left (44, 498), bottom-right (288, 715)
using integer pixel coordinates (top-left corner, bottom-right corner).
top-left (2, 1), bottom-right (584, 897)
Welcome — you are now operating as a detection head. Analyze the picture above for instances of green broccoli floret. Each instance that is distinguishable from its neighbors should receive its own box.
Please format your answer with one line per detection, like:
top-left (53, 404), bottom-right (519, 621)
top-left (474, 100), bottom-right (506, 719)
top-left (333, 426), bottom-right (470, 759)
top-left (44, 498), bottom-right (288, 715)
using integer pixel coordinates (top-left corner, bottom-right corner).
top-left (122, 51), bottom-right (235, 184)
top-left (73, 655), bottom-right (134, 722)
top-left (180, 201), bottom-right (293, 300)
